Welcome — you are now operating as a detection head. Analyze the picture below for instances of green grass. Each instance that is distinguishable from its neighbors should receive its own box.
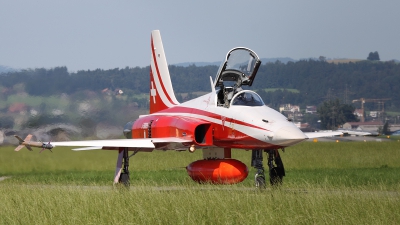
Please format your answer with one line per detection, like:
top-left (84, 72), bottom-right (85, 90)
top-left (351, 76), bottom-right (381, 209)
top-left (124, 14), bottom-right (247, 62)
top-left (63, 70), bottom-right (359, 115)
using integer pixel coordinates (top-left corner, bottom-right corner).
top-left (2, 142), bottom-right (399, 187)
top-left (1, 142), bottom-right (399, 224)
top-left (1, 184), bottom-right (398, 224)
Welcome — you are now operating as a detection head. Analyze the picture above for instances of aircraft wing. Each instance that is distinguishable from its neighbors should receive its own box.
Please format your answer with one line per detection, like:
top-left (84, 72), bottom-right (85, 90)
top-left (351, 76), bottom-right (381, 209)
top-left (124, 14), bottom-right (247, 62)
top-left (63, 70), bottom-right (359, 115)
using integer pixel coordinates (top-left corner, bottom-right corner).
top-left (303, 131), bottom-right (343, 139)
top-left (337, 129), bottom-right (374, 136)
top-left (50, 137), bottom-right (192, 151)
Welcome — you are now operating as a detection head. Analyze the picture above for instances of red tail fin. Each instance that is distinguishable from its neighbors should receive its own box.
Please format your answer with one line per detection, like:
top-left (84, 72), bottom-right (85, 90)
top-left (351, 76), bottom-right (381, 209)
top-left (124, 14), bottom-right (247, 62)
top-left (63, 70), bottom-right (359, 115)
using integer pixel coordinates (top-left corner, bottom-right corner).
top-left (149, 30), bottom-right (179, 113)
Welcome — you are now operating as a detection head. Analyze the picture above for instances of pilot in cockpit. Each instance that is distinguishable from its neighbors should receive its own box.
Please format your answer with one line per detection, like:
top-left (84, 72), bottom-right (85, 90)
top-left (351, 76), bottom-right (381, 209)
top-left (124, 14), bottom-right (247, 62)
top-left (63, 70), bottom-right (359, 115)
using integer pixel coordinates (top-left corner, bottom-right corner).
top-left (216, 77), bottom-right (243, 107)
top-left (217, 83), bottom-right (225, 106)
top-left (231, 92), bottom-right (248, 106)
top-left (231, 91), bottom-right (264, 107)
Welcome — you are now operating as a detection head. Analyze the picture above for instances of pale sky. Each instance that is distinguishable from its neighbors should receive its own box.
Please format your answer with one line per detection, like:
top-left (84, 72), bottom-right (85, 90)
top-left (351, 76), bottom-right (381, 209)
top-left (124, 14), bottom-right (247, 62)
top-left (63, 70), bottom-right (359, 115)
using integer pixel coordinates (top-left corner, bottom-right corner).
top-left (1, 0), bottom-right (399, 72)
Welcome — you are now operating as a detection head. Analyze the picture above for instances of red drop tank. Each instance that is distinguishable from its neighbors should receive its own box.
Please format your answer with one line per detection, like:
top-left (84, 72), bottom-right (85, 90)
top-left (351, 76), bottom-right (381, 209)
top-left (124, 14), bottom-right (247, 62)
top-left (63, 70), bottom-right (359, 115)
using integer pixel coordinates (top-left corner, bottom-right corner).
top-left (186, 159), bottom-right (248, 184)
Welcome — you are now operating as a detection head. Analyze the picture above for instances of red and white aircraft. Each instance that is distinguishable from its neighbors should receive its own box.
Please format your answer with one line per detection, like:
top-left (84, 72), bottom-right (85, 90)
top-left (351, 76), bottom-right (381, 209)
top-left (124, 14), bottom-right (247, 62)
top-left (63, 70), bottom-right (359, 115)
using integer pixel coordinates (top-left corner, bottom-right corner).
top-left (15, 30), bottom-right (342, 187)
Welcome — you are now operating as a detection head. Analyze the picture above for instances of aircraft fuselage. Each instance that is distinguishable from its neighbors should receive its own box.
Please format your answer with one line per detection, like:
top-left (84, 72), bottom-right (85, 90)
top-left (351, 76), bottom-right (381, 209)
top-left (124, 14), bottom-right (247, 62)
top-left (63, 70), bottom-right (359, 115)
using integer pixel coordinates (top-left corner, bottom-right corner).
top-left (129, 91), bottom-right (307, 151)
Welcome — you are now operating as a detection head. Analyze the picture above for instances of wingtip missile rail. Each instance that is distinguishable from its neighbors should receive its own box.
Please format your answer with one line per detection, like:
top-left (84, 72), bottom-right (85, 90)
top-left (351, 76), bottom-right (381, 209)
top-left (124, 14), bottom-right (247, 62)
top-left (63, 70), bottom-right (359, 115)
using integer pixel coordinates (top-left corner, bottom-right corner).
top-left (14, 135), bottom-right (53, 152)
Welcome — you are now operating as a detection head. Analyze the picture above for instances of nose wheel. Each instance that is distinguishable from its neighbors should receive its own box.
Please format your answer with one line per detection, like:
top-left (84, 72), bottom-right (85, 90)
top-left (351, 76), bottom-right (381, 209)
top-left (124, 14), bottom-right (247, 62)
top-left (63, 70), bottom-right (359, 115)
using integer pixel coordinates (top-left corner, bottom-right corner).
top-left (252, 149), bottom-right (285, 188)
top-left (255, 172), bottom-right (266, 188)
top-left (252, 149), bottom-right (266, 188)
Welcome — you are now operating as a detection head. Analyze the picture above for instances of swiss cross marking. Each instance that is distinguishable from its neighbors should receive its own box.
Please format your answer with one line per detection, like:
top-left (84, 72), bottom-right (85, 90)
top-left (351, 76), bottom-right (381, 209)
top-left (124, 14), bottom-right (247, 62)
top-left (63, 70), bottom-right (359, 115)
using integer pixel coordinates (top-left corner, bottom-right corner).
top-left (150, 81), bottom-right (157, 103)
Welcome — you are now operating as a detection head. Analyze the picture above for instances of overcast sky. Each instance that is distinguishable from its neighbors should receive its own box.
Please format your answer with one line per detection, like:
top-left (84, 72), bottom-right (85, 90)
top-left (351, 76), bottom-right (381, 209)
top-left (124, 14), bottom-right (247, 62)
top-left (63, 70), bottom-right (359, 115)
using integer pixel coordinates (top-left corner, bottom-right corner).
top-left (1, 1), bottom-right (399, 72)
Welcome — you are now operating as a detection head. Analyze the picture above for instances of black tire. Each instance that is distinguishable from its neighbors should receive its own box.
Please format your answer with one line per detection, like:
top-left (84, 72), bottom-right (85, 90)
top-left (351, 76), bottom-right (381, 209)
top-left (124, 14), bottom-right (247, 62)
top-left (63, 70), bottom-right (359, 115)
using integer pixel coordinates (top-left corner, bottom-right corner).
top-left (255, 175), bottom-right (266, 189)
top-left (119, 173), bottom-right (130, 187)
top-left (269, 167), bottom-right (283, 186)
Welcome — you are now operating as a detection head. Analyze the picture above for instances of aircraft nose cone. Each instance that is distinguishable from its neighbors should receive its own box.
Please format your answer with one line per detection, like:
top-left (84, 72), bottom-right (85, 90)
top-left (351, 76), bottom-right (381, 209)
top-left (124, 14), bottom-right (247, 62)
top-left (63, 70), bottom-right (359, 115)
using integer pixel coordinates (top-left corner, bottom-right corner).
top-left (274, 126), bottom-right (307, 146)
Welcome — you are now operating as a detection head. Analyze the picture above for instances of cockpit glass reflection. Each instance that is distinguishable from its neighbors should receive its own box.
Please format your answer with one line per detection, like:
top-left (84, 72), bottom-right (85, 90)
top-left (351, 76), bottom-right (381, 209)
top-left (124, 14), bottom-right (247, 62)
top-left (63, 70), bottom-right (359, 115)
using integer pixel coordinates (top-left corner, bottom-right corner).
top-left (231, 91), bottom-right (264, 106)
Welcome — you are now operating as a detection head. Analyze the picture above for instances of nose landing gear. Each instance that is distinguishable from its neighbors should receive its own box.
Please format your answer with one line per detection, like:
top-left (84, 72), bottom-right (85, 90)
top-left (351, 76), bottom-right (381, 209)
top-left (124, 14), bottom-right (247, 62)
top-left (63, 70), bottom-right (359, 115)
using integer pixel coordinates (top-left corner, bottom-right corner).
top-left (252, 149), bottom-right (266, 188)
top-left (251, 149), bottom-right (285, 188)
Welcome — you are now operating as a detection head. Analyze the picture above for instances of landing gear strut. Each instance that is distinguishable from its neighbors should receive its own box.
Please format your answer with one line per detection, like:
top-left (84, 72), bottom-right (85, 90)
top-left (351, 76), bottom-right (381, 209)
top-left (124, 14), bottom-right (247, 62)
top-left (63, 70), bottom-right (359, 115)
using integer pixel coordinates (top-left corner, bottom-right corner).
top-left (114, 148), bottom-right (138, 187)
top-left (251, 149), bottom-right (285, 188)
top-left (266, 149), bottom-right (285, 186)
top-left (119, 148), bottom-right (130, 186)
top-left (251, 149), bottom-right (265, 188)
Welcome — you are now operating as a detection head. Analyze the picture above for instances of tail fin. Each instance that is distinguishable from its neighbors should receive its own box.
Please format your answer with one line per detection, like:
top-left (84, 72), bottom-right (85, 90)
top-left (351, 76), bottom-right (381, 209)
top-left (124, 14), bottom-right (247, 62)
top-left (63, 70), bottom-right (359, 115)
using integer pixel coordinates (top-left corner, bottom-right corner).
top-left (14, 134), bottom-right (33, 151)
top-left (149, 30), bottom-right (179, 113)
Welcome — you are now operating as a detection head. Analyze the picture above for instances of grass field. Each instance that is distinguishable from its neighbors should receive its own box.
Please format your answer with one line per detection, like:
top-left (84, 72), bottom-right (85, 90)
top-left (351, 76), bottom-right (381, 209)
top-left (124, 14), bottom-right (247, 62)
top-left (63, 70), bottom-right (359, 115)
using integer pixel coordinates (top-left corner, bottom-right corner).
top-left (1, 142), bottom-right (399, 224)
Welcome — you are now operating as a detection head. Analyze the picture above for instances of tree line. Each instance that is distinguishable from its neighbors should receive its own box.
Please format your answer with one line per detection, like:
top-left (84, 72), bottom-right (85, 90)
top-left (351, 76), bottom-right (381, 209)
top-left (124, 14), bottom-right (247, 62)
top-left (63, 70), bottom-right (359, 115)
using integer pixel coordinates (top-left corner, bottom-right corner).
top-left (1, 59), bottom-right (400, 110)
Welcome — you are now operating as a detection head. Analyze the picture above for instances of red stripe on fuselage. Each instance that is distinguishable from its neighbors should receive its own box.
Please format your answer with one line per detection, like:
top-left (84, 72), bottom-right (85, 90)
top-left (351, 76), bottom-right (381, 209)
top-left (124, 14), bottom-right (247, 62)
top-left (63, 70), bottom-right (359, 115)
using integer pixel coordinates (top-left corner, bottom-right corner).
top-left (153, 106), bottom-right (270, 132)
top-left (151, 36), bottom-right (177, 107)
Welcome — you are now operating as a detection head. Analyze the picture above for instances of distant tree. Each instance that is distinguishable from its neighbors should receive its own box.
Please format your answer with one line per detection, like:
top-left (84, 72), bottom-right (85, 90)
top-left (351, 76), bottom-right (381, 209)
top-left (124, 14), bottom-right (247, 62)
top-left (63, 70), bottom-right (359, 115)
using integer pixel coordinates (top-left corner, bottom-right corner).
top-left (2, 59), bottom-right (400, 112)
top-left (317, 99), bottom-right (358, 129)
top-left (319, 56), bottom-right (326, 62)
top-left (302, 113), bottom-right (320, 129)
top-left (367, 51), bottom-right (380, 60)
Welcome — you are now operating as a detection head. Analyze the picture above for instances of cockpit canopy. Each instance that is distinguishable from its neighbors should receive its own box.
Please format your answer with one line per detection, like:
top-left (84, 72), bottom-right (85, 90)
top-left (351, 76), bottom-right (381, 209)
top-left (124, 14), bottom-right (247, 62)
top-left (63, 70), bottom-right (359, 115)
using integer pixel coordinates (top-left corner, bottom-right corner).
top-left (215, 47), bottom-right (262, 108)
top-left (231, 90), bottom-right (264, 107)
top-left (214, 47), bottom-right (261, 88)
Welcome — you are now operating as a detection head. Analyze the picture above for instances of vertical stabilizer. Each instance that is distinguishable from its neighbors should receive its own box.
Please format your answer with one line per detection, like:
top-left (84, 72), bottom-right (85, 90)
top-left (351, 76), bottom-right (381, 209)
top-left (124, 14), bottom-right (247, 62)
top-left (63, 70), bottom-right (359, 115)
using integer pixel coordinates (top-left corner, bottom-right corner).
top-left (149, 30), bottom-right (179, 113)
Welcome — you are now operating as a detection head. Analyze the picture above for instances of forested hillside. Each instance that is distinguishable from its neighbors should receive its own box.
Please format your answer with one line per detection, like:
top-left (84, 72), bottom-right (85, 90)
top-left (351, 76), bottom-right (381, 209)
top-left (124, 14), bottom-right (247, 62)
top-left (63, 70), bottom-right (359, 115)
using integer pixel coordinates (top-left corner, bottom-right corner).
top-left (255, 60), bottom-right (400, 109)
top-left (1, 59), bottom-right (399, 110)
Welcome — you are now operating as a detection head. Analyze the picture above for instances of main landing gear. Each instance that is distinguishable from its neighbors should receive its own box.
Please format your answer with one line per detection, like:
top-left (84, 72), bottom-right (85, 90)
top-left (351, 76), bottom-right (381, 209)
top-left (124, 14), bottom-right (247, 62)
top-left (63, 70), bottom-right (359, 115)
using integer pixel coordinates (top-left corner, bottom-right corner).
top-left (251, 149), bottom-right (285, 188)
top-left (114, 148), bottom-right (138, 187)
